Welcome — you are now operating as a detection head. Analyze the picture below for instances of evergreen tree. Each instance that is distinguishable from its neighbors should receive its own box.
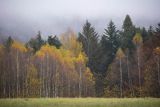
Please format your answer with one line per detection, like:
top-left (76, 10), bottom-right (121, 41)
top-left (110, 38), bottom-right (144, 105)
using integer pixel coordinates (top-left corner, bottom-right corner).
top-left (148, 26), bottom-right (154, 37)
top-left (78, 20), bottom-right (99, 74)
top-left (100, 20), bottom-right (120, 75)
top-left (78, 20), bottom-right (101, 96)
top-left (102, 20), bottom-right (119, 56)
top-left (121, 15), bottom-right (135, 51)
top-left (156, 23), bottom-right (160, 33)
top-left (123, 15), bottom-right (133, 32)
top-left (47, 35), bottom-right (61, 48)
top-left (99, 20), bottom-right (119, 96)
top-left (5, 36), bottom-right (14, 52)
top-left (26, 31), bottom-right (45, 53)
top-left (141, 27), bottom-right (148, 42)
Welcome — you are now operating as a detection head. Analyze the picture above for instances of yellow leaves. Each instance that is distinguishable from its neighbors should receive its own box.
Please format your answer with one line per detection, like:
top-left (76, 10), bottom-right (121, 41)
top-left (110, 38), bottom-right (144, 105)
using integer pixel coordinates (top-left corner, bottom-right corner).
top-left (77, 53), bottom-right (83, 62)
top-left (0, 45), bottom-right (4, 61)
top-left (27, 64), bottom-right (40, 96)
top-left (35, 44), bottom-right (73, 65)
top-left (11, 41), bottom-right (27, 52)
top-left (0, 44), bottom-right (4, 50)
top-left (27, 64), bottom-right (38, 78)
top-left (84, 67), bottom-right (94, 82)
top-left (76, 52), bottom-right (87, 64)
top-left (35, 44), bottom-right (59, 60)
top-left (116, 48), bottom-right (125, 59)
top-left (154, 47), bottom-right (160, 55)
top-left (60, 49), bottom-right (76, 69)
top-left (35, 50), bottom-right (45, 59)
top-left (60, 29), bottom-right (83, 57)
top-left (0, 44), bottom-right (4, 55)
top-left (133, 33), bottom-right (143, 46)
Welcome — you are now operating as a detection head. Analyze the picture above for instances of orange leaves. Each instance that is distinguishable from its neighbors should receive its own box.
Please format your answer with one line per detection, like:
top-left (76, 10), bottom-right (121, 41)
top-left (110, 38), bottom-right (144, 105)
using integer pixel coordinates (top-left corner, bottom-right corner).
top-left (11, 41), bottom-right (27, 53)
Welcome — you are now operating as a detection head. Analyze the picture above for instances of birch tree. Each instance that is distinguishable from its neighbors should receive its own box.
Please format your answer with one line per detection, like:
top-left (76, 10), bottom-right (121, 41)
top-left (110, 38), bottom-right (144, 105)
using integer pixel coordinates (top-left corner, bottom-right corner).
top-left (116, 48), bottom-right (125, 97)
top-left (133, 33), bottom-right (143, 95)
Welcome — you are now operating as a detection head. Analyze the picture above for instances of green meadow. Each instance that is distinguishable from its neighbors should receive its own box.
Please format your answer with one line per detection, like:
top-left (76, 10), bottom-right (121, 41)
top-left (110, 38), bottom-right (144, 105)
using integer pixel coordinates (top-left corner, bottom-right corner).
top-left (0, 98), bottom-right (160, 107)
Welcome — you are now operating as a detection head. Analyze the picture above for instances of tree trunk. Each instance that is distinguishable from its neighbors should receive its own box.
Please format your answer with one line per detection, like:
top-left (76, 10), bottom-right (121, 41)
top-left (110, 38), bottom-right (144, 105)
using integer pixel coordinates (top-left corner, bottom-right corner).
top-left (126, 53), bottom-right (132, 96)
top-left (68, 79), bottom-right (70, 97)
top-left (79, 66), bottom-right (82, 97)
top-left (120, 58), bottom-right (123, 98)
top-left (137, 47), bottom-right (141, 96)
top-left (16, 51), bottom-right (19, 97)
top-left (157, 57), bottom-right (160, 86)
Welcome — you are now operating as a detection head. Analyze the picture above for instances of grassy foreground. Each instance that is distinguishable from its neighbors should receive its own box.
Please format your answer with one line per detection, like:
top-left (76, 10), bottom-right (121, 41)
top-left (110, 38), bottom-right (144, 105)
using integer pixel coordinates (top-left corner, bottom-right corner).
top-left (0, 98), bottom-right (160, 107)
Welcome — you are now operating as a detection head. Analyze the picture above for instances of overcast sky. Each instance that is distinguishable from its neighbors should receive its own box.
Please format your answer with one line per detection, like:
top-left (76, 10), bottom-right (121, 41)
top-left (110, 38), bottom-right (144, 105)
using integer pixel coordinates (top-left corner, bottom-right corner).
top-left (0, 0), bottom-right (160, 41)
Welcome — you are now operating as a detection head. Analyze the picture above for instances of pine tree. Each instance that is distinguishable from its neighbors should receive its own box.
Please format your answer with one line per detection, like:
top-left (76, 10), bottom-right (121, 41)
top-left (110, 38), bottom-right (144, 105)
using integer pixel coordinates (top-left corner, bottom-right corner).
top-left (123, 15), bottom-right (133, 32)
top-left (78, 21), bottom-right (101, 96)
top-left (48, 35), bottom-right (61, 48)
top-left (98, 20), bottom-right (120, 96)
top-left (156, 23), bottom-right (160, 33)
top-left (121, 15), bottom-right (135, 51)
top-left (78, 20), bottom-right (99, 62)
top-left (26, 31), bottom-right (45, 53)
top-left (141, 27), bottom-right (148, 42)
top-left (5, 36), bottom-right (14, 52)
top-left (101, 20), bottom-right (119, 64)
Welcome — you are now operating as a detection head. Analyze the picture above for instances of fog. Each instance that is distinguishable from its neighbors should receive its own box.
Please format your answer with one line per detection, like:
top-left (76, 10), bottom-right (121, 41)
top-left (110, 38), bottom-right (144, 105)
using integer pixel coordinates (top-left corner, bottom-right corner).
top-left (0, 0), bottom-right (160, 41)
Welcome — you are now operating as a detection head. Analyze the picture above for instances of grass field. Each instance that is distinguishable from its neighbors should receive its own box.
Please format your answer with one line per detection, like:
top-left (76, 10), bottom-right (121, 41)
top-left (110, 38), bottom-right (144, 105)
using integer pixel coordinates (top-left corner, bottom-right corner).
top-left (0, 98), bottom-right (160, 107)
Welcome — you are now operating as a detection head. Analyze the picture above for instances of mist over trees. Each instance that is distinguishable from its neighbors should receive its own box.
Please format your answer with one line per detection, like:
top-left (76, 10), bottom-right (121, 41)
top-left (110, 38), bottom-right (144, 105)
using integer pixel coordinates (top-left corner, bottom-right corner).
top-left (0, 15), bottom-right (160, 98)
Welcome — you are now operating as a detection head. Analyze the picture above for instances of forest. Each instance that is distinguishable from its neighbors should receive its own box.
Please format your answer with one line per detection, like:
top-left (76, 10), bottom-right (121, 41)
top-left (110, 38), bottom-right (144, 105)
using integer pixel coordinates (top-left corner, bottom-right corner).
top-left (0, 15), bottom-right (160, 98)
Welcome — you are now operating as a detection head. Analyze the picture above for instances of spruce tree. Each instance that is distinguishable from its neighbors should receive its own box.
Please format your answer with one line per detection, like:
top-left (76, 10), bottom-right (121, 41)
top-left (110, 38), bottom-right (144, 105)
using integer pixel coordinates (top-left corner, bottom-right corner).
top-left (47, 35), bottom-right (61, 48)
top-left (26, 31), bottom-right (45, 53)
top-left (78, 20), bottom-right (101, 96)
top-left (5, 36), bottom-right (14, 52)
top-left (121, 15), bottom-right (135, 51)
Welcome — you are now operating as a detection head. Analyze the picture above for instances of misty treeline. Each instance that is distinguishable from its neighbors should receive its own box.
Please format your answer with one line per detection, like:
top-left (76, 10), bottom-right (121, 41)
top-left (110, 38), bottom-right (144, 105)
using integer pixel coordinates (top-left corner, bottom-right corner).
top-left (0, 15), bottom-right (160, 98)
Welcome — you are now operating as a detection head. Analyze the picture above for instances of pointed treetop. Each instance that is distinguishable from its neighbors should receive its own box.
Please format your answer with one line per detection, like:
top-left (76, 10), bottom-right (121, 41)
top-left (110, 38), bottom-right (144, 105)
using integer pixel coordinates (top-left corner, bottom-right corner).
top-left (133, 33), bottom-right (143, 46)
top-left (103, 20), bottom-right (118, 40)
top-left (116, 48), bottom-right (125, 59)
top-left (5, 36), bottom-right (14, 51)
top-left (123, 14), bottom-right (133, 32)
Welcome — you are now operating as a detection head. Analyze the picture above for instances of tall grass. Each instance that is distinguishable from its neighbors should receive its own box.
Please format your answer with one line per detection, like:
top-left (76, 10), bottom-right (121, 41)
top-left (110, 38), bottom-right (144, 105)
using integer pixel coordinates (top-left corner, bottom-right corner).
top-left (0, 98), bottom-right (160, 107)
